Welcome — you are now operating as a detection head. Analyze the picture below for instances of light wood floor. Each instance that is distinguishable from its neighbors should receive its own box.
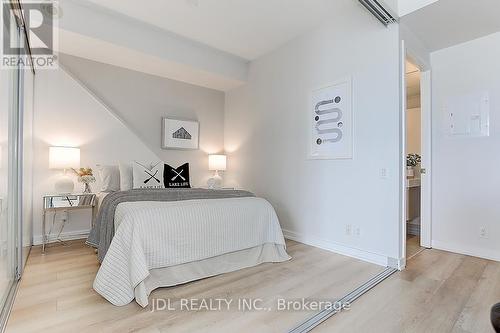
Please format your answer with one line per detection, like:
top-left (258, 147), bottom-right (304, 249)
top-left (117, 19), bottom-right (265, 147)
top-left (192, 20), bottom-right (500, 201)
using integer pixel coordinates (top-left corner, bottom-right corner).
top-left (7, 241), bottom-right (499, 333)
top-left (316, 248), bottom-right (500, 333)
top-left (407, 234), bottom-right (424, 259)
top-left (5, 240), bottom-right (384, 333)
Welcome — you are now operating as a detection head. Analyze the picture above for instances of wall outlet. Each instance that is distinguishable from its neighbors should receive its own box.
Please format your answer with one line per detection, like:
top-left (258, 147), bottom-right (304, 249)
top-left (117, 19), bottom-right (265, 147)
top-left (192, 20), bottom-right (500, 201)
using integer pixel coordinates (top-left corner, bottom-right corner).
top-left (479, 227), bottom-right (488, 239)
top-left (345, 224), bottom-right (352, 236)
top-left (354, 226), bottom-right (361, 237)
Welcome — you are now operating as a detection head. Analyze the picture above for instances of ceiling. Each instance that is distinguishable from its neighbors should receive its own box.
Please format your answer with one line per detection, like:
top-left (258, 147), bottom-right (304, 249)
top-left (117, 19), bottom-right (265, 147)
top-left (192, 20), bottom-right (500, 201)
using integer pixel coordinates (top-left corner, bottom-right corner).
top-left (83, 0), bottom-right (347, 60)
top-left (401, 0), bottom-right (500, 51)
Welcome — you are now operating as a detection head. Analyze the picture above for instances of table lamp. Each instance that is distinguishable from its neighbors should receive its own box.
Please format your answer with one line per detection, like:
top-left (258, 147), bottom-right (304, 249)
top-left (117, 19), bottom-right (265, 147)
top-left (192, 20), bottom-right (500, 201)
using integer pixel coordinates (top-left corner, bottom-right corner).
top-left (49, 146), bottom-right (80, 194)
top-left (207, 154), bottom-right (226, 189)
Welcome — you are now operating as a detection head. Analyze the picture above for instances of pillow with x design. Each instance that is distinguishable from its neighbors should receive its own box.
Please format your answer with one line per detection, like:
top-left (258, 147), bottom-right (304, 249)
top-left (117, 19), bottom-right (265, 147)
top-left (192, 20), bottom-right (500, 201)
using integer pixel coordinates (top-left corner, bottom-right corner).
top-left (132, 161), bottom-right (164, 189)
top-left (164, 163), bottom-right (191, 188)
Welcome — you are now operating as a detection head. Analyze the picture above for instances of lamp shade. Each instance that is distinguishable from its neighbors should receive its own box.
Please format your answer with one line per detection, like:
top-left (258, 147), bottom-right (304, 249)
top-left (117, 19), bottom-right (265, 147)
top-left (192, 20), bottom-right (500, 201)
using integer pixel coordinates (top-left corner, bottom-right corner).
top-left (208, 154), bottom-right (226, 171)
top-left (49, 146), bottom-right (80, 170)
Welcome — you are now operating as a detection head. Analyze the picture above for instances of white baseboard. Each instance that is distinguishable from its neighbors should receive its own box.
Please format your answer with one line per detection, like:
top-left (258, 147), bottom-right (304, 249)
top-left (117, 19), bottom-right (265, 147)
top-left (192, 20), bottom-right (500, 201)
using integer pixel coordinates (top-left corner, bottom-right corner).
top-left (33, 229), bottom-right (90, 246)
top-left (432, 240), bottom-right (500, 262)
top-left (283, 229), bottom-right (390, 267)
top-left (386, 256), bottom-right (406, 270)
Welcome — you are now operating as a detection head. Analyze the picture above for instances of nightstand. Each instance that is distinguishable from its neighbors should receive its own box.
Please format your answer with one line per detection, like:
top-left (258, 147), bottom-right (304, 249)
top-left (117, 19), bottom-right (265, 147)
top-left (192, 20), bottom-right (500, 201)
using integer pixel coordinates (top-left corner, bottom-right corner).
top-left (42, 193), bottom-right (97, 253)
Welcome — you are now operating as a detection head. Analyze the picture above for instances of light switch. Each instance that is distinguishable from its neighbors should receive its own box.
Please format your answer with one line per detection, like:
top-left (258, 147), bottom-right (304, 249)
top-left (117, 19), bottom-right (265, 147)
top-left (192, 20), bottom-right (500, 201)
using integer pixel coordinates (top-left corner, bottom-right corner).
top-left (380, 168), bottom-right (388, 179)
top-left (446, 91), bottom-right (490, 137)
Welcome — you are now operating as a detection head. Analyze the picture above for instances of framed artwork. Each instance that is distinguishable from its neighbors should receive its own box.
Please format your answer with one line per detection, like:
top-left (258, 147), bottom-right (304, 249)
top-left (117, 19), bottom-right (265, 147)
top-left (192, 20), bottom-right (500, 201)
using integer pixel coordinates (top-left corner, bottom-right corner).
top-left (309, 78), bottom-right (353, 159)
top-left (162, 118), bottom-right (199, 150)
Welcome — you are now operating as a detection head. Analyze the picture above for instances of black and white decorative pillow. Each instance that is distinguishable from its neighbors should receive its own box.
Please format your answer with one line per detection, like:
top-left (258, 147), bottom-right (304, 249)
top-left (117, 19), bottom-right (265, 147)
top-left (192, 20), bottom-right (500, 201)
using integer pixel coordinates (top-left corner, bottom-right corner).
top-left (132, 161), bottom-right (164, 189)
top-left (164, 163), bottom-right (191, 188)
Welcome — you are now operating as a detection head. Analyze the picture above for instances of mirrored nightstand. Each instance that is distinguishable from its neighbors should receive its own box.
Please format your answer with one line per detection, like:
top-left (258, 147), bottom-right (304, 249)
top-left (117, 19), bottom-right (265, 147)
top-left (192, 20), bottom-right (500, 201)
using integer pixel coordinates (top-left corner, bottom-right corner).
top-left (42, 193), bottom-right (97, 253)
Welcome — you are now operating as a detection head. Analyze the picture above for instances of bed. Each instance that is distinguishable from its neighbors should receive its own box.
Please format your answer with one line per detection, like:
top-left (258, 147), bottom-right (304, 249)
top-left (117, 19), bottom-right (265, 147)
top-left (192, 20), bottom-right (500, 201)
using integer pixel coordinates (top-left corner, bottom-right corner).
top-left (87, 188), bottom-right (290, 307)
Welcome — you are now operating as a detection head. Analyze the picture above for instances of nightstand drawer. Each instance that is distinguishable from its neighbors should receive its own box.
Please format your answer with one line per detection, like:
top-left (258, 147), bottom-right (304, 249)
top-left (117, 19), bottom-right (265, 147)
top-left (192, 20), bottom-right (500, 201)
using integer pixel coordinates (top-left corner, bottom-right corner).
top-left (43, 194), bottom-right (97, 210)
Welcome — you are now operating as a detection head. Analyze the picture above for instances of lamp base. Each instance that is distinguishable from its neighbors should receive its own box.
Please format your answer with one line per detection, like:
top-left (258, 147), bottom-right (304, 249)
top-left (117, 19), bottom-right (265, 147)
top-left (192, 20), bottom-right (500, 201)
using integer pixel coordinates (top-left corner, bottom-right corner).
top-left (207, 173), bottom-right (222, 190)
top-left (55, 175), bottom-right (74, 194)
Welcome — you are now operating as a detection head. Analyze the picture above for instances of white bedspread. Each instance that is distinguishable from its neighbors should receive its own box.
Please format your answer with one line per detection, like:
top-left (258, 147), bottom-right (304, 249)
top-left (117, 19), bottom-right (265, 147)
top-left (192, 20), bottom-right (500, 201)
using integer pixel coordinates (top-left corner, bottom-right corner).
top-left (93, 197), bottom-right (289, 306)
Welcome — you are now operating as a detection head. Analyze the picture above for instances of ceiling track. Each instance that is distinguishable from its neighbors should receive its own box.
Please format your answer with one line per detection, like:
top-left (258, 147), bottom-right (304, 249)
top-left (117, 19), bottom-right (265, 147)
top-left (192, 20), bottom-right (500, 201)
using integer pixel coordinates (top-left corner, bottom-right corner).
top-left (358, 0), bottom-right (398, 26)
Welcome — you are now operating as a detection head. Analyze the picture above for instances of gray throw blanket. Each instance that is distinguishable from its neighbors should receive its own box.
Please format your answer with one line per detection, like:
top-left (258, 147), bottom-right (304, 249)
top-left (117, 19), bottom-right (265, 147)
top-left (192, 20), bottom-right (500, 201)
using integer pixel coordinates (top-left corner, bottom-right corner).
top-left (87, 188), bottom-right (255, 262)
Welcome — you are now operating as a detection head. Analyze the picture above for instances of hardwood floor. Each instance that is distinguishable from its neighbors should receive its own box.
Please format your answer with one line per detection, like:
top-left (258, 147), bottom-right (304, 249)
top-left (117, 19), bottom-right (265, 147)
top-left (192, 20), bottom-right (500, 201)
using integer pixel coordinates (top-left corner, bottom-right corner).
top-left (5, 240), bottom-right (384, 333)
top-left (406, 234), bottom-right (424, 259)
top-left (315, 248), bottom-right (500, 333)
top-left (7, 241), bottom-right (499, 333)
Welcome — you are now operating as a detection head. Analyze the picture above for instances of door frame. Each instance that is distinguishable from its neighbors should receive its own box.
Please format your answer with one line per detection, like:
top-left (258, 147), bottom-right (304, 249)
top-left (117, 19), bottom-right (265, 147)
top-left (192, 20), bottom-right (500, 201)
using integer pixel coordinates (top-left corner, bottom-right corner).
top-left (419, 70), bottom-right (432, 248)
top-left (399, 40), bottom-right (432, 268)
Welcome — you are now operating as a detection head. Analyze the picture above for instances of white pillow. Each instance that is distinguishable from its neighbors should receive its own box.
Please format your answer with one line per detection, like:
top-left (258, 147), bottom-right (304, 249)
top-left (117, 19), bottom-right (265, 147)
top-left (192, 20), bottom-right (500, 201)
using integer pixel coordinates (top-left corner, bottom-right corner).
top-left (119, 162), bottom-right (133, 191)
top-left (96, 165), bottom-right (120, 192)
top-left (132, 161), bottom-right (164, 189)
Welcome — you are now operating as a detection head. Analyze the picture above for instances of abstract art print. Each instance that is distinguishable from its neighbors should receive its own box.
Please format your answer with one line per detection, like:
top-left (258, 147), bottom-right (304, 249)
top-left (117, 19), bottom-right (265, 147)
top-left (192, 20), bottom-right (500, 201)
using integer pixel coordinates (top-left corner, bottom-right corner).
top-left (162, 118), bottom-right (199, 150)
top-left (309, 78), bottom-right (352, 159)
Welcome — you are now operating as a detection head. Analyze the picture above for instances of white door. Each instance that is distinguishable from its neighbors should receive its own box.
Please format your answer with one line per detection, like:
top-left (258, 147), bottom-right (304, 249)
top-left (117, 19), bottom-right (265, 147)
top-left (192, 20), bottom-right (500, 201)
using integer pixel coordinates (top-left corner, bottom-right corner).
top-left (419, 71), bottom-right (432, 248)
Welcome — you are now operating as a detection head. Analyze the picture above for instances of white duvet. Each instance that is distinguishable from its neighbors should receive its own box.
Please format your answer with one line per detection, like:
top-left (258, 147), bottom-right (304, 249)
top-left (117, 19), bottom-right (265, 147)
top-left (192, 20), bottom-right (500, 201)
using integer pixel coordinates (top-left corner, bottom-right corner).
top-left (93, 197), bottom-right (289, 306)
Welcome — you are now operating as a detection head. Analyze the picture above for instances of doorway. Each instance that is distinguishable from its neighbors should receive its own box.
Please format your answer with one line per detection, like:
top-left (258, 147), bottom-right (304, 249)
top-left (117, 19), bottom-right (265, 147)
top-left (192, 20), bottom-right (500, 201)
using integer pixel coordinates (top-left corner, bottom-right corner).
top-left (405, 59), bottom-right (424, 259)
top-left (403, 55), bottom-right (431, 261)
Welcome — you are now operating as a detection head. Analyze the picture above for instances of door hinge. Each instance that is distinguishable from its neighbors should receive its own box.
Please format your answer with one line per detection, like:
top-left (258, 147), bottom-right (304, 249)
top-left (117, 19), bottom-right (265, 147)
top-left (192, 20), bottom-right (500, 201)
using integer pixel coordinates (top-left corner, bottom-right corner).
top-left (420, 168), bottom-right (427, 174)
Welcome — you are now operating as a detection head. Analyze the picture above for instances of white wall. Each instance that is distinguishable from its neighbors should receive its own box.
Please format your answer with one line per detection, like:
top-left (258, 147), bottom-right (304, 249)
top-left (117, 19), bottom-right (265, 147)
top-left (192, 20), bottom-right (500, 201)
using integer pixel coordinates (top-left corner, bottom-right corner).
top-left (431, 32), bottom-right (500, 261)
top-left (32, 68), bottom-right (155, 243)
top-left (224, 2), bottom-right (401, 265)
top-left (406, 108), bottom-right (421, 155)
top-left (398, 0), bottom-right (439, 17)
top-left (59, 54), bottom-right (225, 187)
top-left (381, 0), bottom-right (440, 18)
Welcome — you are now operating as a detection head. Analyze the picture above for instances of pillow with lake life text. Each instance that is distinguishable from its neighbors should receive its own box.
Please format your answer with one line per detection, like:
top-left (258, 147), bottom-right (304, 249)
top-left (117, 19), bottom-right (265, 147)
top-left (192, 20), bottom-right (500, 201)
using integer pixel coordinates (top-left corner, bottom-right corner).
top-left (164, 163), bottom-right (191, 188)
top-left (132, 161), bottom-right (164, 189)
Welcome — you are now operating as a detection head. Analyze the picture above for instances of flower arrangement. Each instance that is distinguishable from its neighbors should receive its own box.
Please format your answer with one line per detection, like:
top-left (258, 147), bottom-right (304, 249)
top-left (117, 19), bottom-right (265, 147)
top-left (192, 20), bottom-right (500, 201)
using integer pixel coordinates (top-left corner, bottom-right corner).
top-left (72, 168), bottom-right (96, 193)
top-left (406, 154), bottom-right (421, 167)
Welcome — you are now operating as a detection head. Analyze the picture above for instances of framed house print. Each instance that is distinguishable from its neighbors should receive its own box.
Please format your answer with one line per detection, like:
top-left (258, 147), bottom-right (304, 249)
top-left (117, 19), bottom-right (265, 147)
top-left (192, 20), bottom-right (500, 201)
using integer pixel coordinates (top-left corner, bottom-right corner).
top-left (162, 118), bottom-right (199, 150)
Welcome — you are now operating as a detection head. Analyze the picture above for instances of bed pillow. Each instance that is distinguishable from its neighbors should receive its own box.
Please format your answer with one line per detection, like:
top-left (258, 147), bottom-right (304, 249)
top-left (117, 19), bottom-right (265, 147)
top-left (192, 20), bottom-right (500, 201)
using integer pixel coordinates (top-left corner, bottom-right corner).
top-left (164, 163), bottom-right (191, 188)
top-left (132, 161), bottom-right (164, 189)
top-left (118, 162), bottom-right (133, 191)
top-left (96, 165), bottom-right (120, 192)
